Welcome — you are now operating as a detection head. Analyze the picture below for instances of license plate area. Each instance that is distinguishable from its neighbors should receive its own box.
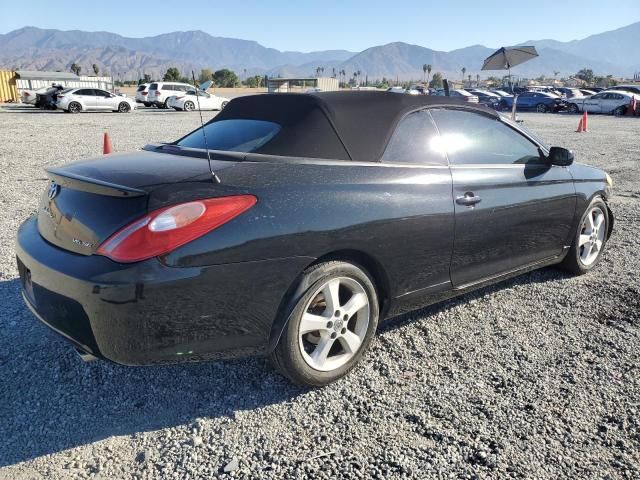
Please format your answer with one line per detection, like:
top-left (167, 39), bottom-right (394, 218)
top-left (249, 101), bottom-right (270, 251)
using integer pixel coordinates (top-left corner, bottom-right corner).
top-left (17, 257), bottom-right (35, 304)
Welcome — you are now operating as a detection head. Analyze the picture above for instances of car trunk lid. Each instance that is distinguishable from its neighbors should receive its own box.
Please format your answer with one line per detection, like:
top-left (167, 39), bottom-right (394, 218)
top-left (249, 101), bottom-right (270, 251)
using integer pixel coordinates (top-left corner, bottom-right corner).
top-left (37, 150), bottom-right (237, 256)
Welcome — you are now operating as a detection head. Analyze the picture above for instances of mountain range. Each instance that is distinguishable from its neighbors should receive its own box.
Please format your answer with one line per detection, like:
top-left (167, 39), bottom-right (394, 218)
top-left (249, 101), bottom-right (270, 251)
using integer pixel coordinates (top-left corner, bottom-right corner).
top-left (0, 22), bottom-right (638, 81)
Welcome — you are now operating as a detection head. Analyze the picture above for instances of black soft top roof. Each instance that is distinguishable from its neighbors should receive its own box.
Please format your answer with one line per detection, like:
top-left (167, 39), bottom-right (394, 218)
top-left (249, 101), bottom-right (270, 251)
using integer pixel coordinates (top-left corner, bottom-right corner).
top-left (215, 91), bottom-right (497, 162)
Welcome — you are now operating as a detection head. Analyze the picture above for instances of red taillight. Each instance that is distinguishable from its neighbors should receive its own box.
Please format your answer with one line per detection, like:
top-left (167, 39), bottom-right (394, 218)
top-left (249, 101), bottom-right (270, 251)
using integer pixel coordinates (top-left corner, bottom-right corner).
top-left (96, 195), bottom-right (257, 263)
top-left (24, 92), bottom-right (31, 97)
top-left (142, 91), bottom-right (148, 96)
top-left (156, 90), bottom-right (161, 95)
top-left (175, 96), bottom-right (184, 100)
top-left (57, 95), bottom-right (64, 99)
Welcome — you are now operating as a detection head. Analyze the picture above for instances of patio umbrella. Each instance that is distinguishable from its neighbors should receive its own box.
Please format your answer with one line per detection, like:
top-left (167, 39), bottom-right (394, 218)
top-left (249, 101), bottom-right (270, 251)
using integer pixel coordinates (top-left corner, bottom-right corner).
top-left (482, 46), bottom-right (539, 119)
top-left (481, 46), bottom-right (539, 72)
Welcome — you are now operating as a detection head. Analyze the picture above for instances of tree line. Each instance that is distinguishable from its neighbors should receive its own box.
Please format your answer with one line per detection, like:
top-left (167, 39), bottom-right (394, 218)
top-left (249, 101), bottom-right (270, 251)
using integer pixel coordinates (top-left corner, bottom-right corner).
top-left (70, 62), bottom-right (622, 90)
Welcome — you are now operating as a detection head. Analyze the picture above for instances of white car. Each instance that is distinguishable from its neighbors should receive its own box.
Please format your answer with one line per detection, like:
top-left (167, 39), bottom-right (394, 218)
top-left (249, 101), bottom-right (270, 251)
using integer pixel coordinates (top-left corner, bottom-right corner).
top-left (166, 90), bottom-right (229, 111)
top-left (21, 87), bottom-right (48, 105)
top-left (56, 88), bottom-right (136, 113)
top-left (134, 83), bottom-right (151, 107)
top-left (386, 86), bottom-right (406, 94)
top-left (147, 82), bottom-right (196, 109)
top-left (566, 90), bottom-right (639, 115)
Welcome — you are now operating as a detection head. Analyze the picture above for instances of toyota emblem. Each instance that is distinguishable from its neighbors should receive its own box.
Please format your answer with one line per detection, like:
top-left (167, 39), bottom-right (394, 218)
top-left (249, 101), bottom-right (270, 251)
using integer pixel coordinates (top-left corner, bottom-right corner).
top-left (47, 182), bottom-right (59, 200)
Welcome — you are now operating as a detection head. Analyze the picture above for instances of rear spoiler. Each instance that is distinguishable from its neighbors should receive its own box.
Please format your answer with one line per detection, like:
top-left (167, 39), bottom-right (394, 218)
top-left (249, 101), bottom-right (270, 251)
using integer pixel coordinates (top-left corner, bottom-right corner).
top-left (46, 168), bottom-right (147, 198)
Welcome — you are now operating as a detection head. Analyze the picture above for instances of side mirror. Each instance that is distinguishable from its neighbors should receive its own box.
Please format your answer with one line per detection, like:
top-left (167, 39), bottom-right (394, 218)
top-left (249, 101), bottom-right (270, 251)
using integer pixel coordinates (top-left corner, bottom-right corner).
top-left (547, 146), bottom-right (574, 166)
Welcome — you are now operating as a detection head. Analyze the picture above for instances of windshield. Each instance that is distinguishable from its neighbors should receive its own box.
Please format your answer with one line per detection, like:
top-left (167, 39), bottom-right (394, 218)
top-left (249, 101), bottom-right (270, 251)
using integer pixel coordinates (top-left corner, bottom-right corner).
top-left (176, 119), bottom-right (281, 152)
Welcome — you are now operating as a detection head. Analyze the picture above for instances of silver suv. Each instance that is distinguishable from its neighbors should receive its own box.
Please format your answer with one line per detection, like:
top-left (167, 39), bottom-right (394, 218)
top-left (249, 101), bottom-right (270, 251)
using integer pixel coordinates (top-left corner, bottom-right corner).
top-left (135, 83), bottom-right (151, 107)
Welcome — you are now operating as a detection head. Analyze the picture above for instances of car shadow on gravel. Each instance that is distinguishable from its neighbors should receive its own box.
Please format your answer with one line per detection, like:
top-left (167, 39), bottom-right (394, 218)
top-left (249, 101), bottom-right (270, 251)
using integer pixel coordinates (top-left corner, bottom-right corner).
top-left (0, 278), bottom-right (307, 467)
top-left (378, 265), bottom-right (571, 333)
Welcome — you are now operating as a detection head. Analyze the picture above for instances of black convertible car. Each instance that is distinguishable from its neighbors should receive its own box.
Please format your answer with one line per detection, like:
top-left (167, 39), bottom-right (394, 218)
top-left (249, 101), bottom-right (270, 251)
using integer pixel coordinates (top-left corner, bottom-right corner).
top-left (16, 92), bottom-right (613, 386)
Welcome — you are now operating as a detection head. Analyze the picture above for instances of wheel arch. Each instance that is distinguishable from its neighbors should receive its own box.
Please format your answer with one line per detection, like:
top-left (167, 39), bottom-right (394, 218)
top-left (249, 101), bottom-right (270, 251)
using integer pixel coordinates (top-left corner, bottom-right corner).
top-left (266, 249), bottom-right (391, 354)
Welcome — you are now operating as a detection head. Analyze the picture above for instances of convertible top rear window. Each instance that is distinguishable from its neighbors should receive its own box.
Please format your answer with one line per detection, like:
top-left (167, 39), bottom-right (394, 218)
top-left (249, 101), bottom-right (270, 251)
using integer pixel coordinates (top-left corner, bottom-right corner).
top-left (177, 119), bottom-right (281, 153)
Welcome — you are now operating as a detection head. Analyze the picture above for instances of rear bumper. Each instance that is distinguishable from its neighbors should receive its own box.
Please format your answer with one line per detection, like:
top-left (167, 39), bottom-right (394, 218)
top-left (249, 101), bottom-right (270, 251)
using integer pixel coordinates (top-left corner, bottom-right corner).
top-left (16, 216), bottom-right (311, 365)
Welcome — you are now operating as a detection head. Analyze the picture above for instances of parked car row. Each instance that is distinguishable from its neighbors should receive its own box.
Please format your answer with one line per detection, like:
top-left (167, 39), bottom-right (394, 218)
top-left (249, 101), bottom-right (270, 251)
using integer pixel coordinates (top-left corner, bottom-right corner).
top-left (134, 81), bottom-right (230, 112)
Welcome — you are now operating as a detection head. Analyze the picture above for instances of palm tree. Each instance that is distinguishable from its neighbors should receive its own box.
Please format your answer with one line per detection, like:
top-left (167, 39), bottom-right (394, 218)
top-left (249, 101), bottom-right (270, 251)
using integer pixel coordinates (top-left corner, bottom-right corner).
top-left (332, 67), bottom-right (336, 78)
top-left (70, 63), bottom-right (81, 76)
top-left (340, 69), bottom-right (346, 87)
top-left (426, 64), bottom-right (432, 85)
top-left (468, 74), bottom-right (472, 86)
top-left (476, 73), bottom-right (480, 86)
top-left (461, 67), bottom-right (466, 83)
top-left (92, 63), bottom-right (99, 76)
top-left (422, 64), bottom-right (427, 83)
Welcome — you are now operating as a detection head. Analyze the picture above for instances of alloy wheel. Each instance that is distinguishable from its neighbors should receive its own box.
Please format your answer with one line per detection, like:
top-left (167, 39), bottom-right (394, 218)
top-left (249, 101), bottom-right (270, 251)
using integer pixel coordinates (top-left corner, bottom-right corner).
top-left (118, 102), bottom-right (130, 113)
top-left (69, 102), bottom-right (81, 113)
top-left (184, 101), bottom-right (195, 111)
top-left (536, 103), bottom-right (547, 113)
top-left (579, 206), bottom-right (606, 266)
top-left (298, 276), bottom-right (370, 372)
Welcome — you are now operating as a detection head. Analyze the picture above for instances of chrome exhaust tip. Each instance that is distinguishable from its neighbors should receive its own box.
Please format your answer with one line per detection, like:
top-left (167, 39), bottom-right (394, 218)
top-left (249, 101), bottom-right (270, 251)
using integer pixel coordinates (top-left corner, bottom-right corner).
top-left (75, 347), bottom-right (97, 362)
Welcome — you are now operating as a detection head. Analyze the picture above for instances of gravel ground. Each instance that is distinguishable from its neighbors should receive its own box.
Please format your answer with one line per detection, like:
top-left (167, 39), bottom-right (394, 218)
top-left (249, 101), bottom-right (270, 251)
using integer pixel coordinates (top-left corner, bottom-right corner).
top-left (0, 106), bottom-right (638, 479)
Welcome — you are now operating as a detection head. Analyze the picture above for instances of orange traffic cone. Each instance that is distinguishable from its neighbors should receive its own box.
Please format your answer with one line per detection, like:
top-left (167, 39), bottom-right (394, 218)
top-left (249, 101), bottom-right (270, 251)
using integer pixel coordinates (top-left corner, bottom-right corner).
top-left (103, 132), bottom-right (113, 154)
top-left (582, 110), bottom-right (588, 131)
top-left (575, 116), bottom-right (584, 133)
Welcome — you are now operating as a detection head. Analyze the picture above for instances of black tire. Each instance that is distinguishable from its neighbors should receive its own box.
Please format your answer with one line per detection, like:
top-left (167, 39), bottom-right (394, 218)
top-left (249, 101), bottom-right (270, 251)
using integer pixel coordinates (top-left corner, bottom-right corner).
top-left (613, 105), bottom-right (626, 116)
top-left (184, 101), bottom-right (195, 111)
top-left (536, 103), bottom-right (548, 113)
top-left (162, 99), bottom-right (170, 109)
top-left (220, 101), bottom-right (229, 110)
top-left (68, 102), bottom-right (81, 113)
top-left (270, 260), bottom-right (379, 386)
top-left (568, 103), bottom-right (579, 114)
top-left (117, 102), bottom-right (131, 113)
top-left (560, 197), bottom-right (610, 275)
top-left (143, 102), bottom-right (151, 107)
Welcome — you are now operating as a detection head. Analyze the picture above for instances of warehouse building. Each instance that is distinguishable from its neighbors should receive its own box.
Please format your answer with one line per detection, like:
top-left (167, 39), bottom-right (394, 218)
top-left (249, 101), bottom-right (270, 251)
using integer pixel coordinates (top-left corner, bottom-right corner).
top-left (0, 70), bottom-right (114, 101)
top-left (267, 76), bottom-right (339, 93)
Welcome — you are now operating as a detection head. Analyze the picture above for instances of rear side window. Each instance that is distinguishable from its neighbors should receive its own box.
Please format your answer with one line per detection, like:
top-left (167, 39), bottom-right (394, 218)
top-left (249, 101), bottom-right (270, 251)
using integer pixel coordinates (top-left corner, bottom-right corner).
top-left (136, 85), bottom-right (146, 92)
top-left (430, 109), bottom-right (543, 165)
top-left (149, 83), bottom-right (158, 91)
top-left (177, 119), bottom-right (281, 152)
top-left (381, 110), bottom-right (447, 166)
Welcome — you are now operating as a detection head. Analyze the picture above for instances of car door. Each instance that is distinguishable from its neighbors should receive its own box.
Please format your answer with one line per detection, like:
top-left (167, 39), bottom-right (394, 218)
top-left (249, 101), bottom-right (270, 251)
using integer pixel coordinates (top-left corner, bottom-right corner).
top-left (199, 91), bottom-right (215, 110)
top-left (584, 93), bottom-right (605, 112)
top-left (430, 108), bottom-right (576, 287)
top-left (74, 89), bottom-right (96, 109)
top-left (517, 92), bottom-right (534, 109)
top-left (93, 89), bottom-right (115, 110)
top-left (605, 93), bottom-right (625, 113)
top-left (378, 109), bottom-right (455, 297)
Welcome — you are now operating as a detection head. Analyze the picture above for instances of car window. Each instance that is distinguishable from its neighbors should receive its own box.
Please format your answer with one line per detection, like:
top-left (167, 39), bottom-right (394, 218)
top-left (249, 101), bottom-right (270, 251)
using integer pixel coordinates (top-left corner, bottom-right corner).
top-left (95, 89), bottom-right (109, 97)
top-left (149, 83), bottom-right (158, 91)
top-left (177, 119), bottom-right (282, 152)
top-left (75, 89), bottom-right (92, 95)
top-left (381, 110), bottom-right (447, 166)
top-left (136, 85), bottom-right (146, 92)
top-left (430, 108), bottom-right (543, 165)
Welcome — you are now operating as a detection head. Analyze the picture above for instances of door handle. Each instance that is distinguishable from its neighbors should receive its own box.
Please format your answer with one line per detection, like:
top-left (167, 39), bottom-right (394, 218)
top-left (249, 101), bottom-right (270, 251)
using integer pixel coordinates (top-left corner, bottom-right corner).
top-left (456, 193), bottom-right (482, 206)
